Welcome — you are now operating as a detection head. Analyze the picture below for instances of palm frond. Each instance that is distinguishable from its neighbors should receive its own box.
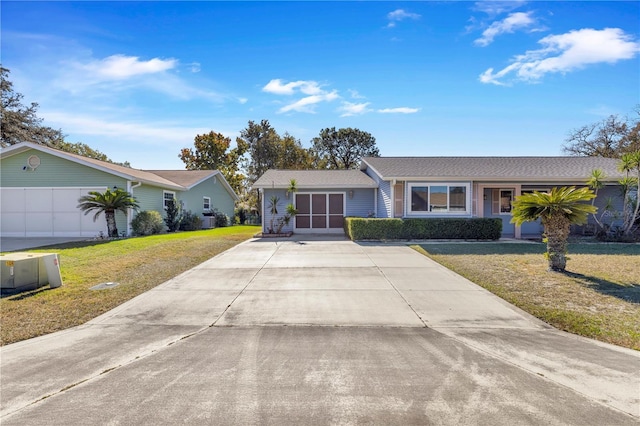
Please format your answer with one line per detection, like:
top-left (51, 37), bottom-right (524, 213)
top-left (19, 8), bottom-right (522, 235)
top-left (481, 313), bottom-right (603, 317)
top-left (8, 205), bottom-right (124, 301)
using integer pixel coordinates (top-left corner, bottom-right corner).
top-left (511, 186), bottom-right (596, 226)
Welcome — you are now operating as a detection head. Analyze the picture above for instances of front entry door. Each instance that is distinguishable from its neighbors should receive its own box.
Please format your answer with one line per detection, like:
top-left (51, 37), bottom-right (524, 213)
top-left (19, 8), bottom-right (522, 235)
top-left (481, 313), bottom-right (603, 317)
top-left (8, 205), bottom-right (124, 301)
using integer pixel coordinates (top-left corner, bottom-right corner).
top-left (295, 193), bottom-right (344, 232)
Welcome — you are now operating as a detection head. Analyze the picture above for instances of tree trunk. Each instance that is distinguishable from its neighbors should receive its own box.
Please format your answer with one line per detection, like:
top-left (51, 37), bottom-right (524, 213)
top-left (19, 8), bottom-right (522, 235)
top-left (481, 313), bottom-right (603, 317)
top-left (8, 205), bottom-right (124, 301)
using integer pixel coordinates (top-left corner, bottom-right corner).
top-left (105, 210), bottom-right (118, 237)
top-left (542, 214), bottom-right (570, 272)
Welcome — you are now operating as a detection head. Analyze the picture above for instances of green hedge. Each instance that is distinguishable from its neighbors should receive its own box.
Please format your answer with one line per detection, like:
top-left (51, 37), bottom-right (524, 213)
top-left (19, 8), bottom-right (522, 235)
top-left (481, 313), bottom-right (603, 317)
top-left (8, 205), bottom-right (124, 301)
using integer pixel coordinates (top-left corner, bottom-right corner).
top-left (344, 217), bottom-right (502, 241)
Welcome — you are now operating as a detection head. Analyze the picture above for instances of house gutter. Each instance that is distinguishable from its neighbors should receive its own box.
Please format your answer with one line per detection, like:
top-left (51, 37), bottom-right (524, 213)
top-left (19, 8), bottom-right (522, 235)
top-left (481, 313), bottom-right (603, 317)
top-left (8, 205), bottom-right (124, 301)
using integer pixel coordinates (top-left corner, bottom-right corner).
top-left (126, 181), bottom-right (143, 236)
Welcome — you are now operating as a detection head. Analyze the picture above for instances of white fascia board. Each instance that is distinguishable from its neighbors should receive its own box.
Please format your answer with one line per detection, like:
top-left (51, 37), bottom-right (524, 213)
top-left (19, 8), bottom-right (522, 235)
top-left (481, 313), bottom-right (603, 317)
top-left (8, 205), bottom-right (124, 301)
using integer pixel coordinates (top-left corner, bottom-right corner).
top-left (382, 176), bottom-right (620, 184)
top-left (3, 142), bottom-right (186, 191)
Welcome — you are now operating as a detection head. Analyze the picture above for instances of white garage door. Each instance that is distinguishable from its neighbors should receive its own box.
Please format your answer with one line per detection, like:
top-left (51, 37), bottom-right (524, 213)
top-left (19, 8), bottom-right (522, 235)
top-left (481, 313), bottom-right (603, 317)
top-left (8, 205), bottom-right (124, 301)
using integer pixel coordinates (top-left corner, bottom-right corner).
top-left (1, 187), bottom-right (107, 237)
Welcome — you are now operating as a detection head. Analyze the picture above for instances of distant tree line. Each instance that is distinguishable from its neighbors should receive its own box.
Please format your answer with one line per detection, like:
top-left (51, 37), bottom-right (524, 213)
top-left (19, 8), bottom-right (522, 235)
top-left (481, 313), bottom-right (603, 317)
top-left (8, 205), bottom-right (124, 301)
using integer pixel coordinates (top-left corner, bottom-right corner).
top-left (563, 107), bottom-right (639, 158)
top-left (179, 120), bottom-right (380, 215)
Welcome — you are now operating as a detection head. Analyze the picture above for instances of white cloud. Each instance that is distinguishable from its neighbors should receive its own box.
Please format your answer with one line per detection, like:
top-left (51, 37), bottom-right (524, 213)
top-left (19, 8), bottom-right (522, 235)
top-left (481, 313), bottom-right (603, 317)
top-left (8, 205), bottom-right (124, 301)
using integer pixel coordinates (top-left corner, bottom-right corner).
top-left (479, 28), bottom-right (640, 85)
top-left (339, 102), bottom-right (372, 117)
top-left (378, 107), bottom-right (420, 114)
top-left (348, 89), bottom-right (365, 99)
top-left (279, 91), bottom-right (339, 114)
top-left (387, 9), bottom-right (421, 28)
top-left (262, 79), bottom-right (323, 95)
top-left (55, 54), bottom-right (227, 103)
top-left (474, 12), bottom-right (538, 46)
top-left (263, 79), bottom-right (339, 114)
top-left (82, 54), bottom-right (177, 80)
top-left (41, 111), bottom-right (211, 146)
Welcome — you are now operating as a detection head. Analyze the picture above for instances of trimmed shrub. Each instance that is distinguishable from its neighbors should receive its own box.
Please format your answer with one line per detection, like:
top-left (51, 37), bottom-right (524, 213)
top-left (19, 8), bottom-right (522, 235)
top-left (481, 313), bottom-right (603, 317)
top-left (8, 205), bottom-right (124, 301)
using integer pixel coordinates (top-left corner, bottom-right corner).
top-left (164, 199), bottom-right (181, 232)
top-left (344, 217), bottom-right (502, 241)
top-left (131, 210), bottom-right (165, 236)
top-left (212, 208), bottom-right (229, 227)
top-left (179, 210), bottom-right (203, 231)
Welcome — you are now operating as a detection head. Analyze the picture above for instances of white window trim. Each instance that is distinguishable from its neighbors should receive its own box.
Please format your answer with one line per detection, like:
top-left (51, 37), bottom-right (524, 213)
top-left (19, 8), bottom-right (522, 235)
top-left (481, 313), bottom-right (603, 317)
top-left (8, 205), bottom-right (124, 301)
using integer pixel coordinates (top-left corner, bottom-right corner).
top-left (163, 191), bottom-right (176, 209)
top-left (203, 196), bottom-right (211, 210)
top-left (406, 182), bottom-right (471, 216)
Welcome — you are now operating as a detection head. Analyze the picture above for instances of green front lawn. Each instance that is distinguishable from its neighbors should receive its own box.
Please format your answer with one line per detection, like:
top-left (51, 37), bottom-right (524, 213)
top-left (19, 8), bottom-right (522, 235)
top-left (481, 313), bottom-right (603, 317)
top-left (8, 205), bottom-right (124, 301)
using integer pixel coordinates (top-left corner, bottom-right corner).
top-left (413, 242), bottom-right (640, 350)
top-left (1, 226), bottom-right (259, 345)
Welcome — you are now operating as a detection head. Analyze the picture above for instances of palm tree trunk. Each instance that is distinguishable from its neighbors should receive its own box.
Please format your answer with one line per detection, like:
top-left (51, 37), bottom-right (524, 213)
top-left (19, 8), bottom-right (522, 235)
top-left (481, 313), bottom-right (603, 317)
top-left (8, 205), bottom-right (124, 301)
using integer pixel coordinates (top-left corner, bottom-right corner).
top-left (106, 210), bottom-right (118, 237)
top-left (543, 214), bottom-right (570, 272)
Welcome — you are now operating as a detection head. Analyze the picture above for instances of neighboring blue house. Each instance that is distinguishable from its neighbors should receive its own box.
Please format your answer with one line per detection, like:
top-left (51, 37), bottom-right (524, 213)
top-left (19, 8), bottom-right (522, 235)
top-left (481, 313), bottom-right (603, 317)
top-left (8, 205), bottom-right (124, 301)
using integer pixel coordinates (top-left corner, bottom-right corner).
top-left (254, 156), bottom-right (624, 238)
top-left (0, 142), bottom-right (239, 237)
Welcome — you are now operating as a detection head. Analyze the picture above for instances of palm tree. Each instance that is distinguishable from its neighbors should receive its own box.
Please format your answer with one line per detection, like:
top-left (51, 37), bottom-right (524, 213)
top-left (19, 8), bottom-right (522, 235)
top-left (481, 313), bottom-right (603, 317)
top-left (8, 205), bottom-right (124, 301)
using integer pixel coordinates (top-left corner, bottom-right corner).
top-left (267, 195), bottom-right (279, 233)
top-left (77, 188), bottom-right (139, 237)
top-left (586, 169), bottom-right (614, 235)
top-left (618, 151), bottom-right (640, 236)
top-left (511, 187), bottom-right (596, 272)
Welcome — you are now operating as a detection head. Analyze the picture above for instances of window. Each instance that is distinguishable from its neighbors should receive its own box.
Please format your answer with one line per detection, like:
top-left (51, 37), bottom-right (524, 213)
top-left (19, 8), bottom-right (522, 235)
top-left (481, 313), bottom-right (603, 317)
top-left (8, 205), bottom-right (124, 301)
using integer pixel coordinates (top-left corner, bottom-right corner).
top-left (163, 191), bottom-right (176, 209)
top-left (411, 186), bottom-right (429, 212)
top-left (500, 190), bottom-right (513, 214)
top-left (492, 189), bottom-right (513, 214)
top-left (408, 183), bottom-right (469, 214)
top-left (203, 197), bottom-right (211, 210)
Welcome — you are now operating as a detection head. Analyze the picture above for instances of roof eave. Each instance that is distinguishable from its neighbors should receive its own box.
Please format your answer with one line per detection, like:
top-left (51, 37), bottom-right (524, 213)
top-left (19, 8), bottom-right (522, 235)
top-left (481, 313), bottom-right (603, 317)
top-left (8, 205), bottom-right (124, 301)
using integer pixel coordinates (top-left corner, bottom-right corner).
top-left (381, 176), bottom-right (622, 183)
top-left (2, 142), bottom-right (187, 190)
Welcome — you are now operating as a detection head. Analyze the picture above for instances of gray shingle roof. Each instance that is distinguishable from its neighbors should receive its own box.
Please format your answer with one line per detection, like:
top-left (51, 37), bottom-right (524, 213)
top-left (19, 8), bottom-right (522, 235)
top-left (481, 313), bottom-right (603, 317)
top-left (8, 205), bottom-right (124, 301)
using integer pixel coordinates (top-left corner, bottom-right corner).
top-left (362, 156), bottom-right (624, 181)
top-left (253, 169), bottom-right (377, 189)
top-left (145, 170), bottom-right (218, 188)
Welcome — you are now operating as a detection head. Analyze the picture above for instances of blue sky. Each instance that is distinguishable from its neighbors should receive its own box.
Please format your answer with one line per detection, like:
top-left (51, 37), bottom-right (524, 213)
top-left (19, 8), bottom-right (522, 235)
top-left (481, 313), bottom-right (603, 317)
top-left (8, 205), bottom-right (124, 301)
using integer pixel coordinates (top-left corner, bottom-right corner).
top-left (2, 1), bottom-right (639, 169)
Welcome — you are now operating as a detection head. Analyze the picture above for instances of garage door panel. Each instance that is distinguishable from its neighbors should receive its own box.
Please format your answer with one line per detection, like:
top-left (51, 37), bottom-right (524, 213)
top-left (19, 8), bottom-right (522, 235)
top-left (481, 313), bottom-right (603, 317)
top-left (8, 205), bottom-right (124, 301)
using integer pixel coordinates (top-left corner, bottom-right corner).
top-left (25, 189), bottom-right (53, 211)
top-left (329, 215), bottom-right (344, 228)
top-left (1, 187), bottom-right (106, 237)
top-left (1, 188), bottom-right (26, 213)
top-left (80, 212), bottom-right (106, 236)
top-left (54, 212), bottom-right (82, 234)
top-left (1, 213), bottom-right (26, 236)
top-left (53, 188), bottom-right (82, 211)
top-left (25, 212), bottom-right (53, 235)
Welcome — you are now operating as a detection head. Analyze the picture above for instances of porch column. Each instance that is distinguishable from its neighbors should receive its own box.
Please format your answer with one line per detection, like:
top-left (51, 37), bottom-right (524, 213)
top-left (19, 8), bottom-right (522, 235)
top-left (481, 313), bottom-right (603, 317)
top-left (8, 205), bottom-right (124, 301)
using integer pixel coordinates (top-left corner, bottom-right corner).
top-left (476, 184), bottom-right (484, 218)
top-left (514, 184), bottom-right (522, 239)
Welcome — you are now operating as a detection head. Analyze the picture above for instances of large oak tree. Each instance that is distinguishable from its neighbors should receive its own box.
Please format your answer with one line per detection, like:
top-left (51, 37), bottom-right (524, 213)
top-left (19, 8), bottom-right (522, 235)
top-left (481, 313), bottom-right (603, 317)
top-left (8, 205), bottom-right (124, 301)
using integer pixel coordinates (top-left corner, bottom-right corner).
top-left (563, 111), bottom-right (639, 158)
top-left (179, 131), bottom-right (245, 194)
top-left (311, 127), bottom-right (379, 170)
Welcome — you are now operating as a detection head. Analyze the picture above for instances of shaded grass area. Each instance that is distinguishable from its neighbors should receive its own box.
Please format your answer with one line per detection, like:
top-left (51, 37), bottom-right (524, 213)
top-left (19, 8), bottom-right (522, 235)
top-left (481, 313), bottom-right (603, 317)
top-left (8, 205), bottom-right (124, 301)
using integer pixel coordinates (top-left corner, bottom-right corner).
top-left (413, 242), bottom-right (640, 350)
top-left (1, 226), bottom-right (259, 345)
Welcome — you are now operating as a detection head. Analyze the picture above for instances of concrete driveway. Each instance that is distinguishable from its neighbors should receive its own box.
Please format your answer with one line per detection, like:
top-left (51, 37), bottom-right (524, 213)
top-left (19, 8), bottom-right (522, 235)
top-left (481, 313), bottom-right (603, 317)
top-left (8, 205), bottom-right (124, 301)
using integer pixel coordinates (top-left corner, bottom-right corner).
top-left (1, 237), bottom-right (638, 425)
top-left (0, 237), bottom-right (89, 252)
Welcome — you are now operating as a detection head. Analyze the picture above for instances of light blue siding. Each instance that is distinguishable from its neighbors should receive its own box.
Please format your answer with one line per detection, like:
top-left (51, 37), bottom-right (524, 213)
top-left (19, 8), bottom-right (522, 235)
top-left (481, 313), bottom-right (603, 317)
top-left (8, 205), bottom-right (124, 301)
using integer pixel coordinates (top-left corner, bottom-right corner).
top-left (346, 188), bottom-right (375, 217)
top-left (132, 185), bottom-right (166, 214)
top-left (179, 175), bottom-right (235, 220)
top-left (262, 189), bottom-right (292, 233)
top-left (362, 166), bottom-right (391, 218)
top-left (376, 180), bottom-right (392, 218)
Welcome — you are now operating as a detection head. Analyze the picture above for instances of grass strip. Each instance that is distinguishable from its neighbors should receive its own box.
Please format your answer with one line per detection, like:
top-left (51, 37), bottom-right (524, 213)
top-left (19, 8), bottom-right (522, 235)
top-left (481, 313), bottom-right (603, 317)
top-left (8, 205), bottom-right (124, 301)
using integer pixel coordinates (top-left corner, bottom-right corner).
top-left (1, 226), bottom-right (258, 345)
top-left (413, 242), bottom-right (640, 351)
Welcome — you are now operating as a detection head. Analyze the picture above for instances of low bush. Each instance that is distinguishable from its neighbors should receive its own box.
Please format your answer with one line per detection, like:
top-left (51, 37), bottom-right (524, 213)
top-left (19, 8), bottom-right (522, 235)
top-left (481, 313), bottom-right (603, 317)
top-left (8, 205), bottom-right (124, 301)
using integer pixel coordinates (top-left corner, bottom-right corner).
top-left (131, 211), bottom-right (165, 236)
top-left (179, 210), bottom-right (203, 231)
top-left (235, 207), bottom-right (248, 225)
top-left (212, 208), bottom-right (229, 227)
top-left (164, 199), bottom-right (181, 232)
top-left (344, 217), bottom-right (502, 241)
